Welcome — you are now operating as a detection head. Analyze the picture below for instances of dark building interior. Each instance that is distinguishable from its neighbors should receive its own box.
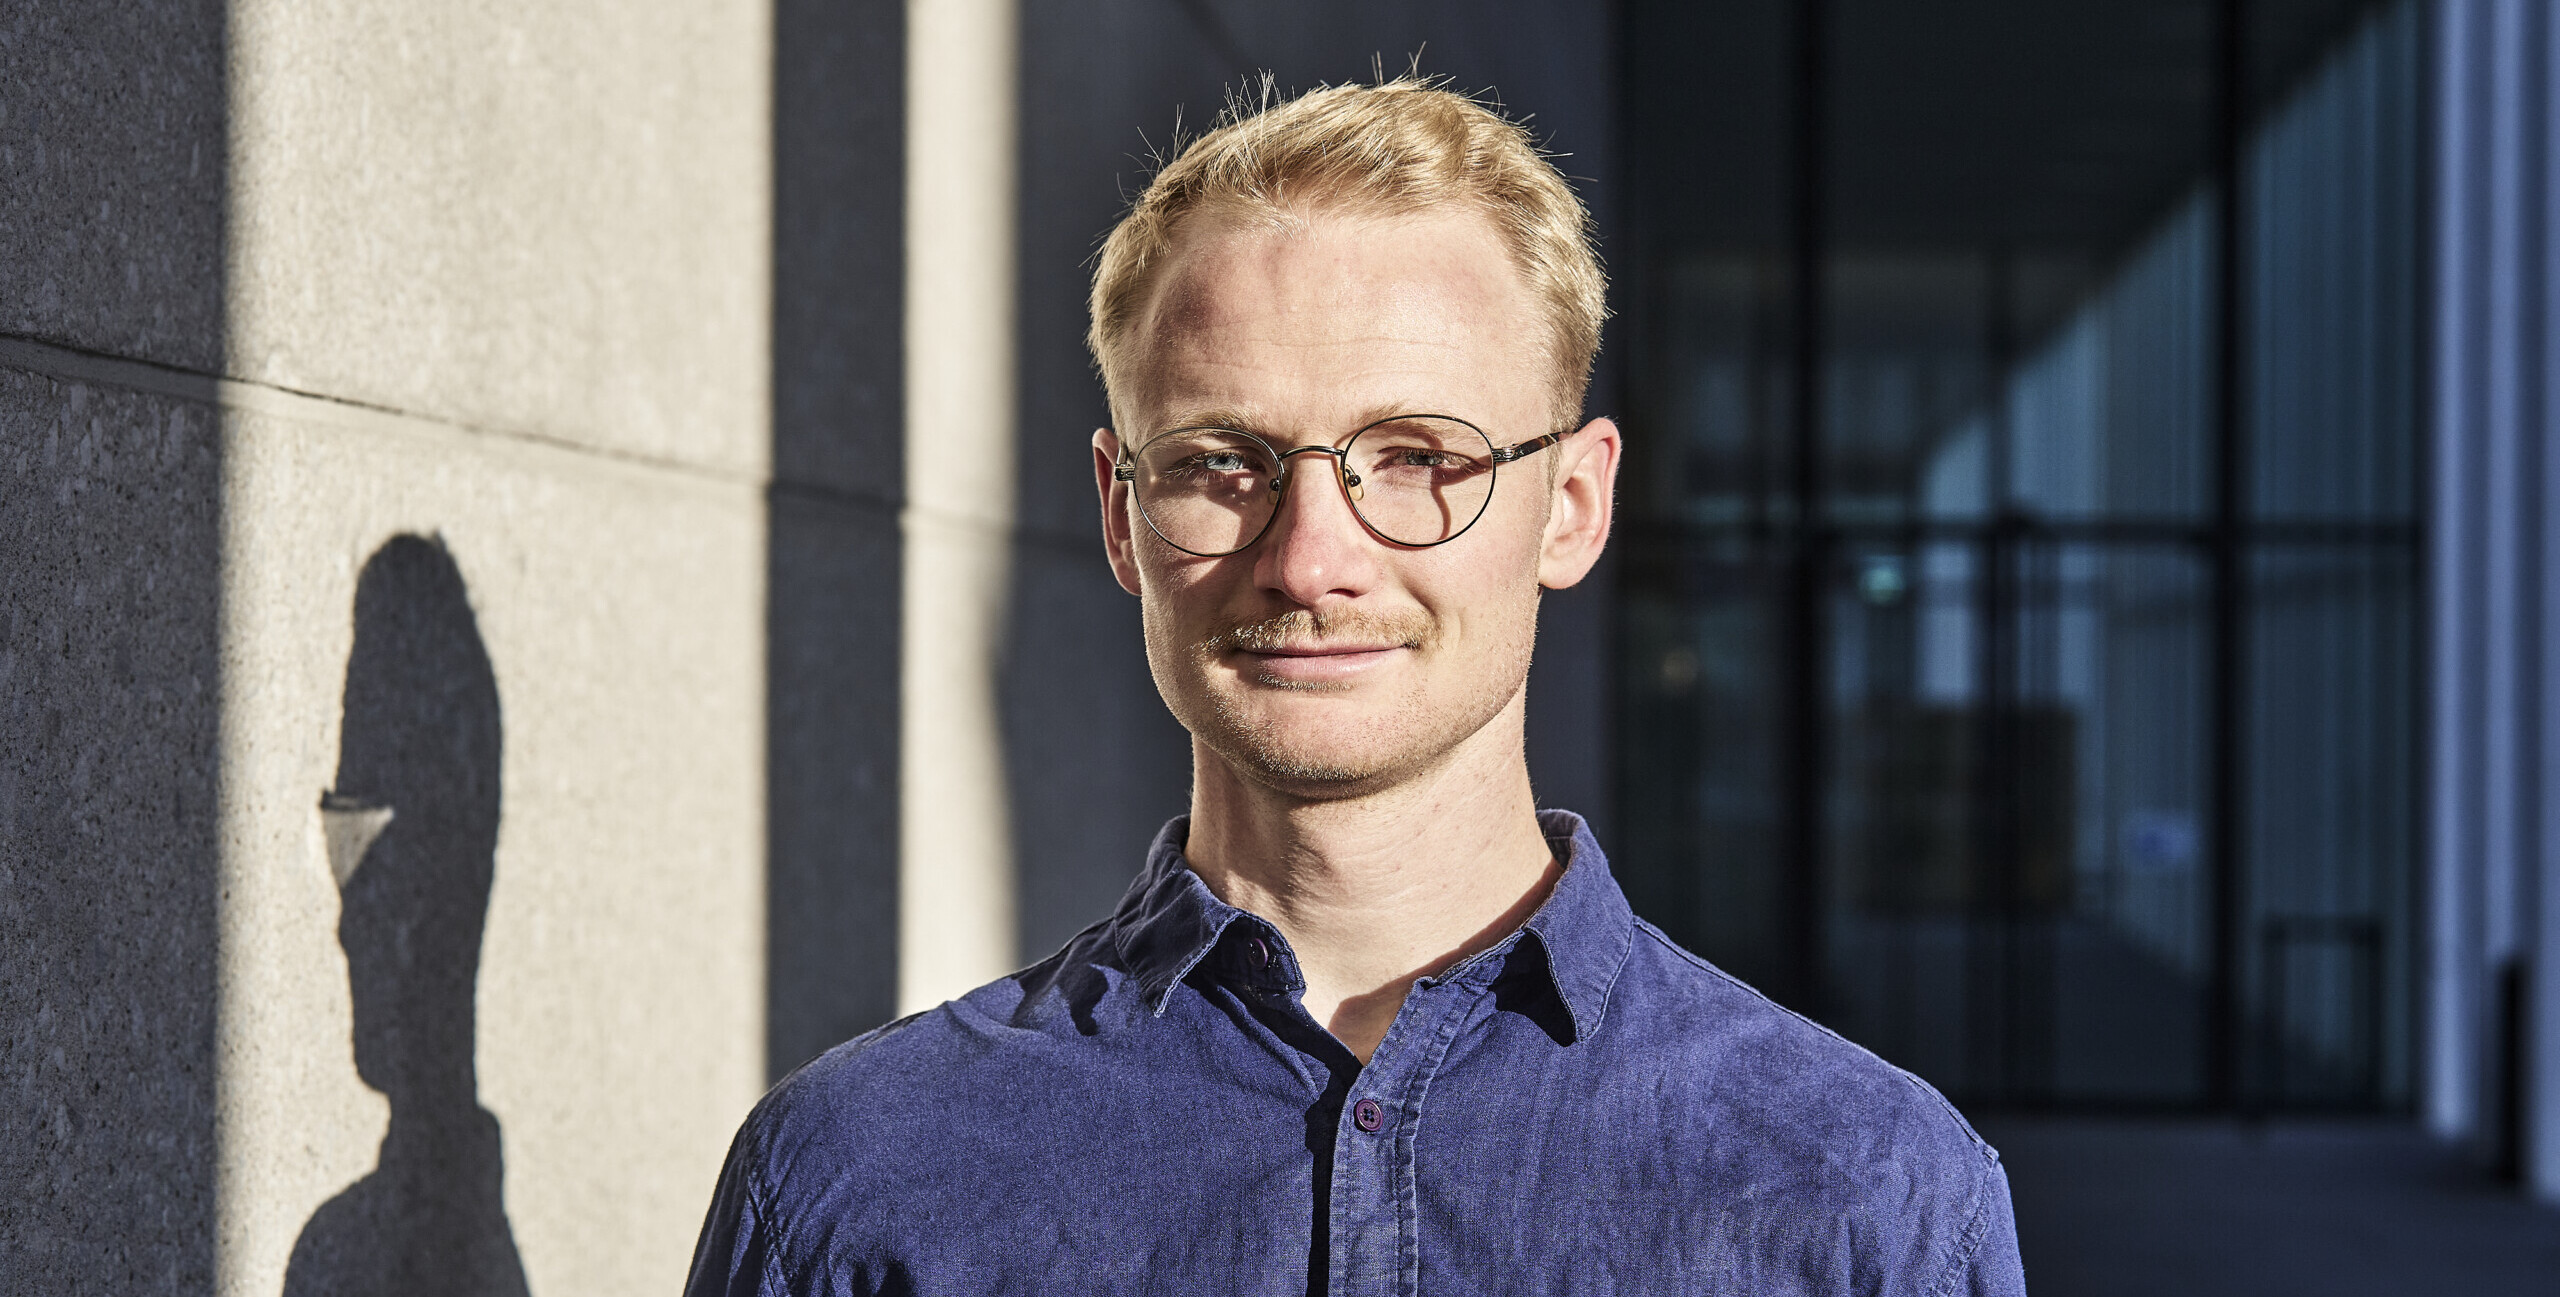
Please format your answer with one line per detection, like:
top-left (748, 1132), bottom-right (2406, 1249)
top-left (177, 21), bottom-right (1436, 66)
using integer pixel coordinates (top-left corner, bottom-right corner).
top-left (1612, 0), bottom-right (2421, 1116)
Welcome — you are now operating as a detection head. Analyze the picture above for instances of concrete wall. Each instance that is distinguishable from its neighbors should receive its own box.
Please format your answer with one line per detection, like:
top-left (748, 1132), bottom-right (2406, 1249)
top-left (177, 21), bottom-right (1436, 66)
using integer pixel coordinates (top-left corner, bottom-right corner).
top-left (766, 0), bottom-right (904, 1080)
top-left (3, 3), bottom-right (231, 1290)
top-left (221, 0), bottom-right (781, 1287)
top-left (6, 0), bottom-right (792, 1289)
top-left (2, 0), bottom-right (1617, 1288)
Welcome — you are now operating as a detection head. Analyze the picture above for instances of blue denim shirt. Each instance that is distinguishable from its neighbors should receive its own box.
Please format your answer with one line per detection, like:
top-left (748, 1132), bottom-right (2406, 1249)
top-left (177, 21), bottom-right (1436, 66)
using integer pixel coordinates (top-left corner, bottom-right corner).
top-left (687, 812), bottom-right (2026, 1295)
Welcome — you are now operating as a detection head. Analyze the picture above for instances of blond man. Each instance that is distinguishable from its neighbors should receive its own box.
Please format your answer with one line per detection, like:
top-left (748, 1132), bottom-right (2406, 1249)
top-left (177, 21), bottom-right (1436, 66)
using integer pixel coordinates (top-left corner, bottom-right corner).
top-left (687, 80), bottom-right (2026, 1296)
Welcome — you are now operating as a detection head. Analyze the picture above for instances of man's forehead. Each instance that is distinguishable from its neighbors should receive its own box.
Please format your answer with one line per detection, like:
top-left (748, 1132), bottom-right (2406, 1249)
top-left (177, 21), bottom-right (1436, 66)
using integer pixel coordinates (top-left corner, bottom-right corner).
top-left (1140, 207), bottom-right (1522, 332)
top-left (1117, 207), bottom-right (1547, 427)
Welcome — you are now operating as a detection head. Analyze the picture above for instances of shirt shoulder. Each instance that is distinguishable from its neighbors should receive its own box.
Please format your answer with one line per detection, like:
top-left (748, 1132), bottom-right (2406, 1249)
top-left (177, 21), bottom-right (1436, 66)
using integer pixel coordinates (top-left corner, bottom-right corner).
top-left (1601, 920), bottom-right (2011, 1262)
top-left (1561, 921), bottom-right (2021, 1291)
top-left (720, 923), bottom-right (1157, 1236)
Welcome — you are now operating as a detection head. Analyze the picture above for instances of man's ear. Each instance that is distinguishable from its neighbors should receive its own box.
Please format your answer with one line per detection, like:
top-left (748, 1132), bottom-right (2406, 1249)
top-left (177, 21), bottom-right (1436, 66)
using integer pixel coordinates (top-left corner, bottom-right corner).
top-left (1536, 416), bottom-right (1620, 591)
top-left (1093, 428), bottom-right (1144, 596)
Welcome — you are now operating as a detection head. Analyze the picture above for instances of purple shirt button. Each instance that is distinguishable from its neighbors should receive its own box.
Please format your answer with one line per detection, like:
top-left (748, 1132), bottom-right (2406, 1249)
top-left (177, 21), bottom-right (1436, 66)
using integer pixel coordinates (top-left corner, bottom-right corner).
top-left (1352, 1098), bottom-right (1384, 1133)
top-left (1246, 936), bottom-right (1271, 969)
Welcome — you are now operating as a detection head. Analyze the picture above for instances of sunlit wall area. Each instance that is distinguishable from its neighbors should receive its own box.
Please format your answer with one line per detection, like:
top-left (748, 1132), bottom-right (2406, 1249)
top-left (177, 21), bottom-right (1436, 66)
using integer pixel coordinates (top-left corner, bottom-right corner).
top-left (214, 1), bottom-right (780, 1290)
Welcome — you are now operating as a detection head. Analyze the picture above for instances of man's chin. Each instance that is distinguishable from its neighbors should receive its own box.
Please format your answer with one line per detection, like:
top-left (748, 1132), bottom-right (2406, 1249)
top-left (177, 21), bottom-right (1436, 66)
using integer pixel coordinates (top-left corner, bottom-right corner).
top-left (1213, 737), bottom-right (1399, 794)
top-left (1199, 696), bottom-right (1417, 792)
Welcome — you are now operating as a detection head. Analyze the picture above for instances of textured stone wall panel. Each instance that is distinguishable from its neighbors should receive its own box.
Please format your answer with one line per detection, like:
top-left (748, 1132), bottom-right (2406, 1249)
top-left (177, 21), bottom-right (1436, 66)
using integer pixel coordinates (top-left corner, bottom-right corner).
top-left (223, 0), bottom-right (773, 473)
top-left (0, 368), bottom-right (223, 1295)
top-left (0, 1), bottom-right (230, 371)
top-left (212, 396), bottom-right (764, 1297)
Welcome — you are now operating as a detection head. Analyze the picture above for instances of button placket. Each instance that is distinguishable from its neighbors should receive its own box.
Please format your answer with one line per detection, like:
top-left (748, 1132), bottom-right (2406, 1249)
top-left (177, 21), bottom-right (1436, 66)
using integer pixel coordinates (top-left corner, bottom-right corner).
top-left (1325, 975), bottom-right (1484, 1297)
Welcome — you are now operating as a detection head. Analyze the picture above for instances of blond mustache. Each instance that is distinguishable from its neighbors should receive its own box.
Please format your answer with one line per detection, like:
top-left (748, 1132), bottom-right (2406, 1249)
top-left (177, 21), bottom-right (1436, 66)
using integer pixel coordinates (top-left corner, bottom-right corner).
top-left (1197, 607), bottom-right (1438, 658)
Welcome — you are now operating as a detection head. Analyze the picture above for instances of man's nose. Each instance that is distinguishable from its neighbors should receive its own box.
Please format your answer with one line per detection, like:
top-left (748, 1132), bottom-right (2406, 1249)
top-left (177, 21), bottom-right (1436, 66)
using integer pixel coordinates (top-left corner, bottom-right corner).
top-left (1253, 451), bottom-right (1382, 605)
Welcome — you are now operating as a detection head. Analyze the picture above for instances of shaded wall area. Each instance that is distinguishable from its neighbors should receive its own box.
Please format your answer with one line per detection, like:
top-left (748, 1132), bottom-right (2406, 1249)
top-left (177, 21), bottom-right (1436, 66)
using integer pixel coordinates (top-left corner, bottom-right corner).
top-left (0, 1), bottom-right (229, 1288)
top-left (766, 0), bottom-right (907, 1079)
top-left (1006, 0), bottom-right (1620, 961)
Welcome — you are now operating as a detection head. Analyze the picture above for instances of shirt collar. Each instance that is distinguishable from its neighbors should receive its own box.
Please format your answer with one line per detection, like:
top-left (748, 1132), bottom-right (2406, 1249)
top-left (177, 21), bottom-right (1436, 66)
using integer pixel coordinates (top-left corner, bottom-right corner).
top-left (1513, 809), bottom-right (1638, 1042)
top-left (1109, 818), bottom-right (1255, 1013)
top-left (1107, 810), bottom-right (1636, 1043)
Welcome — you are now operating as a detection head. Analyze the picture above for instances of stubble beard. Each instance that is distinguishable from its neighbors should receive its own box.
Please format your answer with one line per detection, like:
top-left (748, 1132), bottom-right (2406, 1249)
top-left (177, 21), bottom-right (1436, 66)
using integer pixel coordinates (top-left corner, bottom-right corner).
top-left (1157, 601), bottom-right (1538, 794)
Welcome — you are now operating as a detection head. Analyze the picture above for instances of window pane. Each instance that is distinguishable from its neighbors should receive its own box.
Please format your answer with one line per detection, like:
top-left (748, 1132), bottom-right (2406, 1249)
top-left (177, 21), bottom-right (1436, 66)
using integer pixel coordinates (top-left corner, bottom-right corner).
top-left (2247, 545), bottom-right (2417, 1106)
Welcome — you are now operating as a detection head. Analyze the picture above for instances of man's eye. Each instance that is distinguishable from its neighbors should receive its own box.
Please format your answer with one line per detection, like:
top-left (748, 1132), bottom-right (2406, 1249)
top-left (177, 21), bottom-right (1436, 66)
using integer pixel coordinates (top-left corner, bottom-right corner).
top-left (1379, 447), bottom-right (1478, 473)
top-left (1166, 450), bottom-right (1260, 479)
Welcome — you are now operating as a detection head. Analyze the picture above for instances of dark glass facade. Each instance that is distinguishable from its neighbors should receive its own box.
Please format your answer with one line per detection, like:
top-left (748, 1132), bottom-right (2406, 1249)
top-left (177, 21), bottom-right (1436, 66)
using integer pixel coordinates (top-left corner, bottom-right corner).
top-left (1613, 0), bottom-right (2422, 1110)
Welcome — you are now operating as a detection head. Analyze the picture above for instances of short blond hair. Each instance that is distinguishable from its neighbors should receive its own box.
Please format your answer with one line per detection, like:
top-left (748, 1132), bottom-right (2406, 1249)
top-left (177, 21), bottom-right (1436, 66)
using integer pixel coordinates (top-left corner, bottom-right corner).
top-left (1088, 77), bottom-right (1606, 426)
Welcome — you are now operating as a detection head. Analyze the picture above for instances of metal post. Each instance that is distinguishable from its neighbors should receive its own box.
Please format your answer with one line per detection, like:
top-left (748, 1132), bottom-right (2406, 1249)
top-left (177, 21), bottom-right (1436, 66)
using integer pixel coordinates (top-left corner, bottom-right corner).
top-left (2207, 0), bottom-right (2253, 1114)
top-left (1973, 247), bottom-right (2022, 1101)
top-left (1783, 0), bottom-right (1832, 1015)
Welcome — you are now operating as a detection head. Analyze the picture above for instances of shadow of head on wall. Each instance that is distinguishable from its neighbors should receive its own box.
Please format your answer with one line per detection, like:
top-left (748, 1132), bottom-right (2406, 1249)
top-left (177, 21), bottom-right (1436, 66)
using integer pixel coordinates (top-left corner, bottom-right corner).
top-left (288, 534), bottom-right (529, 1297)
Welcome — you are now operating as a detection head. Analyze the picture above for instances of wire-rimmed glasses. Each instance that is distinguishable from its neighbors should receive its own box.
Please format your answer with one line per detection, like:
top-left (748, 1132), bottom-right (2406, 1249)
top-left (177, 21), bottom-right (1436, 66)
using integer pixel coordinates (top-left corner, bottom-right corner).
top-left (1114, 414), bottom-right (1570, 557)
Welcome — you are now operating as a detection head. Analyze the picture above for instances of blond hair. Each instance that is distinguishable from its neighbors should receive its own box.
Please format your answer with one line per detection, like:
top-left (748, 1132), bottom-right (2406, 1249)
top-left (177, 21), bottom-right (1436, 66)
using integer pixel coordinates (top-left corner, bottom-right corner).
top-left (1088, 77), bottom-right (1606, 426)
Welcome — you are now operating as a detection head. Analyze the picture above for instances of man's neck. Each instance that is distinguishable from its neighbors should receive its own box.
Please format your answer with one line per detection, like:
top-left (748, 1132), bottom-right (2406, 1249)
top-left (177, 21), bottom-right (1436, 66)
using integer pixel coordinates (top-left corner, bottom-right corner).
top-left (1181, 698), bottom-right (1561, 1064)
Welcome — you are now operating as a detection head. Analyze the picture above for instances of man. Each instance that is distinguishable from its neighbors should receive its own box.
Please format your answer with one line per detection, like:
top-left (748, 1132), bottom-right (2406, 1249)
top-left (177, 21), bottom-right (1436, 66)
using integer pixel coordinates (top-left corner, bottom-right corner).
top-left (688, 79), bottom-right (2026, 1295)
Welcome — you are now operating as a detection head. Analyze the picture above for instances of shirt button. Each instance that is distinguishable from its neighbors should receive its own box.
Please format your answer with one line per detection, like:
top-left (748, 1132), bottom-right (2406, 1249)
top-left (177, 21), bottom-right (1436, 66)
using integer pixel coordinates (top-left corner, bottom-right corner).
top-left (1352, 1098), bottom-right (1385, 1133)
top-left (1246, 936), bottom-right (1272, 969)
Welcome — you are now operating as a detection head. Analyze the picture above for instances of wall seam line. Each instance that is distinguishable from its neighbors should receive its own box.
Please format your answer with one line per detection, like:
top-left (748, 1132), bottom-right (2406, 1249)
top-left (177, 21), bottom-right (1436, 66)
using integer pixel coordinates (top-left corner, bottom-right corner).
top-left (0, 332), bottom-right (765, 493)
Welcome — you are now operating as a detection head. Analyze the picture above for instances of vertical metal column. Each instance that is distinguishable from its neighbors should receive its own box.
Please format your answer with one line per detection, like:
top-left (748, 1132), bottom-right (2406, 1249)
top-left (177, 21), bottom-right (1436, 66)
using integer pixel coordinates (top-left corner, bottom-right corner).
top-left (2531, 0), bottom-right (2560, 1200)
top-left (1782, 0), bottom-right (1833, 1014)
top-left (1975, 248), bottom-right (2025, 1100)
top-left (2425, 0), bottom-right (2488, 1144)
top-left (2504, 0), bottom-right (2551, 1184)
top-left (2207, 0), bottom-right (2253, 1113)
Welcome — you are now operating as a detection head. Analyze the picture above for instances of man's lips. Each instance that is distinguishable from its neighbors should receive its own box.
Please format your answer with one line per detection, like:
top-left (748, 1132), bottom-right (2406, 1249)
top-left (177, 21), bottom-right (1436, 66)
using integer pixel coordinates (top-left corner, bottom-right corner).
top-left (1245, 642), bottom-right (1408, 656)
top-left (1231, 641), bottom-right (1409, 683)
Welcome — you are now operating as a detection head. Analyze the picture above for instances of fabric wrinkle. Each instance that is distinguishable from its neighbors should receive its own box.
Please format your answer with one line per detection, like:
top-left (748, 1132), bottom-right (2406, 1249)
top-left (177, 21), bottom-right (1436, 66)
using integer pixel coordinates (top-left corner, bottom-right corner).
top-left (681, 811), bottom-right (2028, 1297)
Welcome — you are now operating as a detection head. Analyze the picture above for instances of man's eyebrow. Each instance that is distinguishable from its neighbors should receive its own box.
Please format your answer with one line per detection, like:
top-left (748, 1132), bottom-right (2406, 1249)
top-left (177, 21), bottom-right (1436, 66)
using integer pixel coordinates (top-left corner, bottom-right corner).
top-left (1154, 406), bottom-right (1268, 435)
top-left (1151, 403), bottom-right (1458, 443)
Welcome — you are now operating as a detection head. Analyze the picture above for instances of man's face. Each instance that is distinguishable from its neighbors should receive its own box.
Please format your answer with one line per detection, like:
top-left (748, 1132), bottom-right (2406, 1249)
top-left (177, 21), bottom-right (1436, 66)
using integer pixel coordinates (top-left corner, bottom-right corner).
top-left (1093, 207), bottom-right (1617, 796)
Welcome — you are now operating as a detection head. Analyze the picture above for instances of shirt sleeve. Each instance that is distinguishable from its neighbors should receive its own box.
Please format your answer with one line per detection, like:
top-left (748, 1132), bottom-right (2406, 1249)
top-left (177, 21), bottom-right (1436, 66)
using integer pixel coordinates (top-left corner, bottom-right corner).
top-left (684, 1125), bottom-right (781, 1297)
top-left (1952, 1153), bottom-right (2029, 1297)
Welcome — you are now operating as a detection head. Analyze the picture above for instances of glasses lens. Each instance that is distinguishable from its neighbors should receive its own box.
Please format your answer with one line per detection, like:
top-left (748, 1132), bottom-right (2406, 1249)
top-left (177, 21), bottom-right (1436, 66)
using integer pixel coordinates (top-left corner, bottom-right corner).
top-left (1345, 416), bottom-right (1498, 546)
top-left (1133, 428), bottom-right (1281, 555)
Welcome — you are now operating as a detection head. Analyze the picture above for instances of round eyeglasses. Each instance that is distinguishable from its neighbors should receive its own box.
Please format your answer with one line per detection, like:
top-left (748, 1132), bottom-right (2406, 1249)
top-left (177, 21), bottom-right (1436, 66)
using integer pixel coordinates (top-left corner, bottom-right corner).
top-left (1114, 414), bottom-right (1570, 557)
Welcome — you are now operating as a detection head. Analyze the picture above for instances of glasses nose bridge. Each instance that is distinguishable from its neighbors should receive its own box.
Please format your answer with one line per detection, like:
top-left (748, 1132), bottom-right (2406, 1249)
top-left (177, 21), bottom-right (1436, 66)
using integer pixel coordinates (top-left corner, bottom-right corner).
top-left (1250, 440), bottom-right (1380, 565)
top-left (1272, 441), bottom-right (1355, 486)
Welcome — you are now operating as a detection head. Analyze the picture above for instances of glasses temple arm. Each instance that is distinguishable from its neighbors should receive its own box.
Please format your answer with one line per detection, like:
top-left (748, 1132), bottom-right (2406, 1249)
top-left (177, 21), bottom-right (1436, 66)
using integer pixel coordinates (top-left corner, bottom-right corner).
top-left (1490, 432), bottom-right (1566, 465)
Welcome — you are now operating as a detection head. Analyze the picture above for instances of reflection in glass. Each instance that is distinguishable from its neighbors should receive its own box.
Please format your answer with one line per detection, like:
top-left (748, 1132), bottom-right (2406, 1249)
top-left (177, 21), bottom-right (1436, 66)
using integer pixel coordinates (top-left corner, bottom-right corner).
top-left (1616, 0), bottom-right (2422, 1111)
